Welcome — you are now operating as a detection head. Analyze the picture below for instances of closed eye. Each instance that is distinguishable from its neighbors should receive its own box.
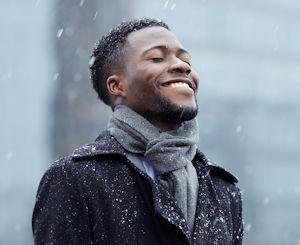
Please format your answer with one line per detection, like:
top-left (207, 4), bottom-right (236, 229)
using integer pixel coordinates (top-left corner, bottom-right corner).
top-left (184, 60), bottom-right (191, 66)
top-left (151, 57), bottom-right (164, 62)
top-left (180, 57), bottom-right (191, 66)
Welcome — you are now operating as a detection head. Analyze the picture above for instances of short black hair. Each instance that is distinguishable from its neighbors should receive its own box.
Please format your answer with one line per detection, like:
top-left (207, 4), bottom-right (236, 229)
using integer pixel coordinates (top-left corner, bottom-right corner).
top-left (90, 18), bottom-right (169, 106)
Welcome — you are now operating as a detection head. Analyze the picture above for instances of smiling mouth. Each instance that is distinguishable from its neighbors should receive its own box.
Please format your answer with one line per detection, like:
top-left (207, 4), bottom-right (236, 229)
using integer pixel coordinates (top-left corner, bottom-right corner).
top-left (160, 78), bottom-right (196, 92)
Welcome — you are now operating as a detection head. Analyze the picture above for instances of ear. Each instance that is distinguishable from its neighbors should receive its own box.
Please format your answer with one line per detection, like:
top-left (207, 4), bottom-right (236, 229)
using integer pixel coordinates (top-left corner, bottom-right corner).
top-left (107, 74), bottom-right (127, 98)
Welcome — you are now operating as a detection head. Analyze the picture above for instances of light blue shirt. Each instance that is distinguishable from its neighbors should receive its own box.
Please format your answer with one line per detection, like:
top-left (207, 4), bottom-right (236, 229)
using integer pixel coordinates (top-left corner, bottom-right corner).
top-left (125, 152), bottom-right (156, 181)
top-left (142, 160), bottom-right (156, 181)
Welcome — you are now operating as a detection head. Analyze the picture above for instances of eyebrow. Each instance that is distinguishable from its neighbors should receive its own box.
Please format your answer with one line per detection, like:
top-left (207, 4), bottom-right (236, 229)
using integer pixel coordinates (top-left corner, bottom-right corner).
top-left (142, 45), bottom-right (190, 56)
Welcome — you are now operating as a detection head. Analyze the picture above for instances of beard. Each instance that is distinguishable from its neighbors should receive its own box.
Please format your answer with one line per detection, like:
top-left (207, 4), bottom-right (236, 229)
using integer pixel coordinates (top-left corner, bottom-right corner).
top-left (160, 96), bottom-right (198, 123)
top-left (144, 93), bottom-right (198, 124)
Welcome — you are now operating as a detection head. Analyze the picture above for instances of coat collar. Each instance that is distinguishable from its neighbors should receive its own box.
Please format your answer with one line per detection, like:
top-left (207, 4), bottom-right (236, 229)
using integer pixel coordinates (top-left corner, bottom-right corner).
top-left (72, 131), bottom-right (238, 184)
top-left (72, 131), bottom-right (126, 159)
top-left (194, 151), bottom-right (239, 183)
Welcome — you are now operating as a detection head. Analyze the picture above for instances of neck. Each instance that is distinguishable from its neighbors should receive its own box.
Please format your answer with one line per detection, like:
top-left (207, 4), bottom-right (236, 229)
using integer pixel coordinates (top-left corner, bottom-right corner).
top-left (115, 104), bottom-right (184, 132)
top-left (144, 117), bottom-right (182, 132)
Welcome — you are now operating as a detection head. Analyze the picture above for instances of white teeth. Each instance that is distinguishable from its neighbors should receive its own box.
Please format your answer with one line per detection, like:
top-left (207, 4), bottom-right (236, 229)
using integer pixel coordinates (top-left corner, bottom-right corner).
top-left (169, 82), bottom-right (190, 88)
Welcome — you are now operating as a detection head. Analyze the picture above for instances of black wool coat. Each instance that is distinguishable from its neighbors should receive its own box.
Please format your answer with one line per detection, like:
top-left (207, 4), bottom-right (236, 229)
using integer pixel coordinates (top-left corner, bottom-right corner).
top-left (32, 131), bottom-right (243, 245)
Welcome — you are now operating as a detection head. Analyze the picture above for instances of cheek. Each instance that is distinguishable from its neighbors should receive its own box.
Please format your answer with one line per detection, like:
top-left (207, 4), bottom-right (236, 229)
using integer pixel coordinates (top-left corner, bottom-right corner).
top-left (190, 71), bottom-right (199, 91)
top-left (126, 77), bottom-right (151, 100)
top-left (131, 68), bottom-right (159, 91)
top-left (126, 62), bottom-right (165, 100)
top-left (190, 69), bottom-right (199, 81)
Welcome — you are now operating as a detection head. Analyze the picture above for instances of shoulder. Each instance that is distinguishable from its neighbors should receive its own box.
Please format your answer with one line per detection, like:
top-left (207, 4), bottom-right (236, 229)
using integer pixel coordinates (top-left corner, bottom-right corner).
top-left (41, 156), bottom-right (74, 182)
top-left (206, 160), bottom-right (239, 184)
top-left (206, 159), bottom-right (242, 204)
top-left (40, 131), bottom-right (128, 187)
top-left (71, 130), bottom-right (126, 160)
top-left (39, 156), bottom-right (85, 190)
top-left (194, 150), bottom-right (239, 185)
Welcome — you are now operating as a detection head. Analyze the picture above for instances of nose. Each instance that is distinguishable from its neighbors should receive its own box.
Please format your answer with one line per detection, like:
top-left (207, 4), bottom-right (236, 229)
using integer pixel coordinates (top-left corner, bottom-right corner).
top-left (168, 57), bottom-right (191, 75)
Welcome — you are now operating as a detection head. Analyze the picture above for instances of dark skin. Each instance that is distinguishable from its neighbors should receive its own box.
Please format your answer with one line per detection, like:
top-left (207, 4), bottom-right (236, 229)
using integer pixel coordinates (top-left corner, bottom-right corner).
top-left (107, 26), bottom-right (200, 131)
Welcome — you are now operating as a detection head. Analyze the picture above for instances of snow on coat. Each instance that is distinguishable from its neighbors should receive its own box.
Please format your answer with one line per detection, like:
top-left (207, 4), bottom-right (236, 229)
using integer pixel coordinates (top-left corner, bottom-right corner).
top-left (32, 131), bottom-right (243, 245)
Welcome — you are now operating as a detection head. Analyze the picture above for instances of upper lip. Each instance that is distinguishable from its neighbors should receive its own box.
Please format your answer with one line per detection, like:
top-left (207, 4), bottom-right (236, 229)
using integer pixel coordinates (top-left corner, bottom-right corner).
top-left (160, 77), bottom-right (197, 91)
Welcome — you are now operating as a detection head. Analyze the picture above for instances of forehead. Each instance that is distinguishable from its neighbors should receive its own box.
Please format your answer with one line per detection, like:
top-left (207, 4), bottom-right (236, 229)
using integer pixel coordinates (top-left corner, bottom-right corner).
top-left (126, 26), bottom-right (184, 53)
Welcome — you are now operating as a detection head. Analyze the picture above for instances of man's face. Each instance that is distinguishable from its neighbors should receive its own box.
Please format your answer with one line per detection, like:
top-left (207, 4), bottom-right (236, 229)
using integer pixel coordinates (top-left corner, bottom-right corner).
top-left (120, 26), bottom-right (199, 126)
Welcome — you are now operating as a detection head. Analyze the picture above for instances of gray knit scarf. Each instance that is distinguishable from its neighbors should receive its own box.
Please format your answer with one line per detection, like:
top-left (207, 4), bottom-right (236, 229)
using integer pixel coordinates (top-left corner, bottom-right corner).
top-left (107, 105), bottom-right (199, 231)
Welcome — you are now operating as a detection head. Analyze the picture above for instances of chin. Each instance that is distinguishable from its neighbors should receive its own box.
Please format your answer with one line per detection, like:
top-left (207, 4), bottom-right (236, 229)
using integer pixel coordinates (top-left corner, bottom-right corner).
top-left (160, 97), bottom-right (198, 123)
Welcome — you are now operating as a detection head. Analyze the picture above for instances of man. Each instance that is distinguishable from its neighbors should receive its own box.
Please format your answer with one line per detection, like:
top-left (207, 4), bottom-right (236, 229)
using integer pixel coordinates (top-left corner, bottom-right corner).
top-left (32, 18), bottom-right (243, 244)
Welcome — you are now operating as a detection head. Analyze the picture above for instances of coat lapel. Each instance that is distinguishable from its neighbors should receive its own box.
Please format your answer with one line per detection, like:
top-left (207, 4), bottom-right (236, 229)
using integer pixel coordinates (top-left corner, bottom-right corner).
top-left (192, 151), bottom-right (232, 244)
top-left (151, 181), bottom-right (192, 243)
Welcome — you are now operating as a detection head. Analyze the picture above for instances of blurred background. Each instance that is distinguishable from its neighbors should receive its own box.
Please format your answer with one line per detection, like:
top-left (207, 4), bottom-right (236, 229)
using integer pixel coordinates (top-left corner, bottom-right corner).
top-left (1, 0), bottom-right (300, 244)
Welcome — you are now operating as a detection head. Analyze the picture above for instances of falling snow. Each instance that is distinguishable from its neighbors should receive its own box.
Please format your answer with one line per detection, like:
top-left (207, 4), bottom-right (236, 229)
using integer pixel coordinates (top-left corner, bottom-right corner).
top-left (53, 73), bottom-right (59, 81)
top-left (170, 3), bottom-right (176, 10)
top-left (245, 223), bottom-right (252, 232)
top-left (163, 0), bottom-right (169, 9)
top-left (6, 152), bottom-right (13, 160)
top-left (79, 0), bottom-right (85, 7)
top-left (263, 197), bottom-right (270, 206)
top-left (236, 125), bottom-right (243, 133)
top-left (89, 56), bottom-right (96, 66)
top-left (93, 11), bottom-right (98, 21)
top-left (56, 28), bottom-right (64, 38)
